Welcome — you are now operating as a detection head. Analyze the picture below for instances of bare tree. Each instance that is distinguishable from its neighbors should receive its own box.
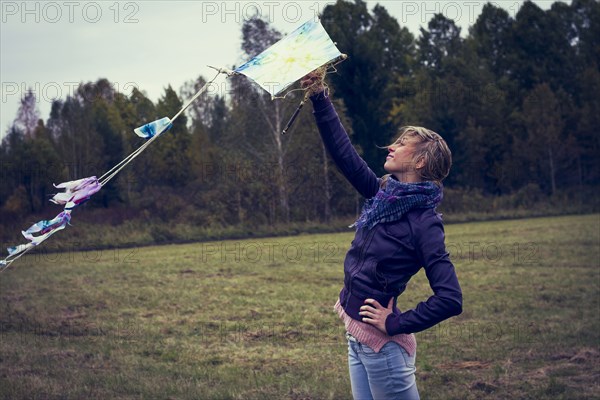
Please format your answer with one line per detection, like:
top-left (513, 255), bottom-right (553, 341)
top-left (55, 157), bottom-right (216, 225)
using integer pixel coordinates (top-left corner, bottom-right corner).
top-left (15, 89), bottom-right (40, 138)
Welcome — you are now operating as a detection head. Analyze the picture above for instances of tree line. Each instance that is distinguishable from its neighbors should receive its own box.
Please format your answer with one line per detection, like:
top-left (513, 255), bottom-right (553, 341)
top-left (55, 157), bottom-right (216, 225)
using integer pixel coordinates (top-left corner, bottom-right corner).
top-left (1, 0), bottom-right (598, 231)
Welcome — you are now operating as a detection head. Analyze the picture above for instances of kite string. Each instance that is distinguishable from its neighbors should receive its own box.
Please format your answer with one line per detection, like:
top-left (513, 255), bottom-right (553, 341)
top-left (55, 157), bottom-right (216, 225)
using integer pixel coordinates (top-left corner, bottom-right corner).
top-left (1, 69), bottom-right (228, 270)
top-left (0, 247), bottom-right (32, 272)
top-left (99, 132), bottom-right (160, 186)
top-left (172, 68), bottom-right (223, 122)
top-left (99, 70), bottom-right (223, 187)
top-left (3, 57), bottom-right (342, 268)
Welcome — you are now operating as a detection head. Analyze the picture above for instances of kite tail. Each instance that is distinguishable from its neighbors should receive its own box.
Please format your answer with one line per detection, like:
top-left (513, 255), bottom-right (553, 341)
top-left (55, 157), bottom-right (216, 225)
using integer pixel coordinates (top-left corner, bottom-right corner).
top-left (1, 69), bottom-right (228, 270)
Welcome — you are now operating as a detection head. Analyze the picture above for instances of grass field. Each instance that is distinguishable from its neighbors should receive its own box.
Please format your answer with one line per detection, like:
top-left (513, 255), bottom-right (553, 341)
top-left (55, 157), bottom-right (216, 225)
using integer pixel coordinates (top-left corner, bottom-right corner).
top-left (1, 214), bottom-right (599, 399)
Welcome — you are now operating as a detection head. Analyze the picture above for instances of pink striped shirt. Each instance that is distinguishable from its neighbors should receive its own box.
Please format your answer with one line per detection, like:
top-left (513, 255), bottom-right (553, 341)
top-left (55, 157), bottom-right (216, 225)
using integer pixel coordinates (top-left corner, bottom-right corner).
top-left (334, 299), bottom-right (417, 357)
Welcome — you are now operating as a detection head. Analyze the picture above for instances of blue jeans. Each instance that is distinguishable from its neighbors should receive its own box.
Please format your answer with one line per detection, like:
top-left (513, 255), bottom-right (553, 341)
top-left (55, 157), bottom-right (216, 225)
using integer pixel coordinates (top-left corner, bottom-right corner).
top-left (347, 333), bottom-right (420, 400)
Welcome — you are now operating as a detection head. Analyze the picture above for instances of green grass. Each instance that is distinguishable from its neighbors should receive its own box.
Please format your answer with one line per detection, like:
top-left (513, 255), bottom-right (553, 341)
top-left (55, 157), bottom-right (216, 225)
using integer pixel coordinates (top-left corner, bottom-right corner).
top-left (1, 214), bottom-right (599, 399)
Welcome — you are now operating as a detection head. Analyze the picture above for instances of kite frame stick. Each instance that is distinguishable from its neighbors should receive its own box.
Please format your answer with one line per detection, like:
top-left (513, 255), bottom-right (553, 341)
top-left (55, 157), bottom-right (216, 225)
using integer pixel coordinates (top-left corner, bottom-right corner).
top-left (281, 100), bottom-right (305, 135)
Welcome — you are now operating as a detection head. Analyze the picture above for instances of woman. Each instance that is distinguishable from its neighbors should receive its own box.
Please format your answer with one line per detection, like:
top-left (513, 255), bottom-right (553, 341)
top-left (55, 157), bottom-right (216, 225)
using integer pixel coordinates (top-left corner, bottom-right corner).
top-left (301, 72), bottom-right (463, 400)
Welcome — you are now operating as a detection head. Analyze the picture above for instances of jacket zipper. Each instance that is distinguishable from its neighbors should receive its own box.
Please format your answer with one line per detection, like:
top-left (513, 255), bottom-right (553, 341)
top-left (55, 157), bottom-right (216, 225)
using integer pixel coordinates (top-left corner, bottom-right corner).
top-left (345, 227), bottom-right (377, 309)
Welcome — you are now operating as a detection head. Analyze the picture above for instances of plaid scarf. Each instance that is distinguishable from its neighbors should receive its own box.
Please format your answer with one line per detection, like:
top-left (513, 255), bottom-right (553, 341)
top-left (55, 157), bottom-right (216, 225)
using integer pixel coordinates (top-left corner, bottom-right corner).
top-left (351, 178), bottom-right (443, 230)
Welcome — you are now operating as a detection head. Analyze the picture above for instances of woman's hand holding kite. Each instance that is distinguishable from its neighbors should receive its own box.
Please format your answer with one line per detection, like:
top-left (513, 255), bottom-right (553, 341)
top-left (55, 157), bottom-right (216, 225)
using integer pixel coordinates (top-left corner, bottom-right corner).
top-left (300, 67), bottom-right (327, 98)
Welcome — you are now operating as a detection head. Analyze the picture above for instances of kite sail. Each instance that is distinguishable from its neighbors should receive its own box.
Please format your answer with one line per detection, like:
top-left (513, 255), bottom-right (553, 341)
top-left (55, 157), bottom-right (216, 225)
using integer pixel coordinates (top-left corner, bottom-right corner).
top-left (235, 18), bottom-right (345, 99)
top-left (1, 18), bottom-right (345, 270)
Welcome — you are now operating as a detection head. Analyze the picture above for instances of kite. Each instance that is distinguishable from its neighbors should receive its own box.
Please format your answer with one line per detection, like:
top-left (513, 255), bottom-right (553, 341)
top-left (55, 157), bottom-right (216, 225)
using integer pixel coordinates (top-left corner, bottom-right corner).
top-left (234, 18), bottom-right (345, 99)
top-left (0, 18), bottom-right (346, 270)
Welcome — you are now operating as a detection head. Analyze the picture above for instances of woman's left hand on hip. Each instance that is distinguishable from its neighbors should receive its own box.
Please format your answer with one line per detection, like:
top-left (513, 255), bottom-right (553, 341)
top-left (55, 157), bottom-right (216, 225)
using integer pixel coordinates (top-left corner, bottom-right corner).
top-left (360, 298), bottom-right (394, 334)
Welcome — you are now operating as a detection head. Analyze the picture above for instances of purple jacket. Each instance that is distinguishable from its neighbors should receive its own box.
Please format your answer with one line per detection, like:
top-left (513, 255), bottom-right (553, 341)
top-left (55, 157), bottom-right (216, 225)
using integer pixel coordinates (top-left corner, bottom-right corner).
top-left (311, 92), bottom-right (463, 335)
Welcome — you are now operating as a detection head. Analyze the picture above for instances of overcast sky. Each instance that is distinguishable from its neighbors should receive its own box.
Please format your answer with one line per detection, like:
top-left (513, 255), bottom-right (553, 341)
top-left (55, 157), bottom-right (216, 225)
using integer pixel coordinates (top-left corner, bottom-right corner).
top-left (1, 0), bottom-right (558, 139)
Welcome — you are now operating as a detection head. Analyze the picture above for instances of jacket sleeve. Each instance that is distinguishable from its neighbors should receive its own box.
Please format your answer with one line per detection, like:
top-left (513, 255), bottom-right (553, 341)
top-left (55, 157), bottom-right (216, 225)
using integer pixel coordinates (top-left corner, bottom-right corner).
top-left (385, 211), bottom-right (463, 335)
top-left (310, 92), bottom-right (380, 199)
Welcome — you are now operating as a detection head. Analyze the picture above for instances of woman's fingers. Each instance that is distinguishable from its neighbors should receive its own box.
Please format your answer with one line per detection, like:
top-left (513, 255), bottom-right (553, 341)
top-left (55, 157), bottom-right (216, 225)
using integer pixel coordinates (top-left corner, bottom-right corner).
top-left (359, 309), bottom-right (375, 318)
top-left (364, 298), bottom-right (383, 309)
top-left (300, 77), bottom-right (315, 89)
top-left (360, 302), bottom-right (381, 318)
top-left (360, 298), bottom-right (393, 334)
top-left (301, 67), bottom-right (327, 92)
top-left (301, 76), bottom-right (320, 88)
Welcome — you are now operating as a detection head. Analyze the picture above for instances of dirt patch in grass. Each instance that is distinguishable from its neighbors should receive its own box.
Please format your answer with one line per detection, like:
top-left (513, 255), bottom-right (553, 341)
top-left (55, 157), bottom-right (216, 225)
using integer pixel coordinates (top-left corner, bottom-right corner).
top-left (438, 360), bottom-right (493, 370)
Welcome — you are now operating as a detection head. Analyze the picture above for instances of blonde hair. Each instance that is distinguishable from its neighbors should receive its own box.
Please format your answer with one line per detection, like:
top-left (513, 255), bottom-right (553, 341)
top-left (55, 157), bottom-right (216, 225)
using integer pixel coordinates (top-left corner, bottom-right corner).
top-left (387, 126), bottom-right (452, 183)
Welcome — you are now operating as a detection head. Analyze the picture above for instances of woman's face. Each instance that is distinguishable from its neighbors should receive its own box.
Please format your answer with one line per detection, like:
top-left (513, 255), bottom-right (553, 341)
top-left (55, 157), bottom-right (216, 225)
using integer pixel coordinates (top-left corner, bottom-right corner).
top-left (384, 135), bottom-right (422, 181)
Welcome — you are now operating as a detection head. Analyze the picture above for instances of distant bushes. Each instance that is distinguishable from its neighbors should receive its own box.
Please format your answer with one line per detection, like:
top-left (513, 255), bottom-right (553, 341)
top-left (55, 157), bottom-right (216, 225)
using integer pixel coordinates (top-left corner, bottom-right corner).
top-left (439, 184), bottom-right (599, 222)
top-left (0, 186), bottom-right (597, 252)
